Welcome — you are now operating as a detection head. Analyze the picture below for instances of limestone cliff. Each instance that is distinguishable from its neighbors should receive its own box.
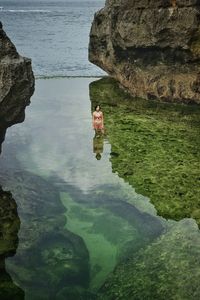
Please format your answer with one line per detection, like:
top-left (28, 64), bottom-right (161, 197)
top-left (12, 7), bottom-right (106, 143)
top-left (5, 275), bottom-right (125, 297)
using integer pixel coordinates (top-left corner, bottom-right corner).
top-left (89, 0), bottom-right (200, 104)
top-left (0, 22), bottom-right (34, 124)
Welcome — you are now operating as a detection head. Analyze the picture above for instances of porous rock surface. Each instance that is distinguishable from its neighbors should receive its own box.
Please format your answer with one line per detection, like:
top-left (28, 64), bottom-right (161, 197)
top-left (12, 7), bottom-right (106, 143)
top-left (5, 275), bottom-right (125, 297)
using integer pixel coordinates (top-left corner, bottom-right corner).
top-left (89, 0), bottom-right (200, 104)
top-left (0, 22), bottom-right (34, 124)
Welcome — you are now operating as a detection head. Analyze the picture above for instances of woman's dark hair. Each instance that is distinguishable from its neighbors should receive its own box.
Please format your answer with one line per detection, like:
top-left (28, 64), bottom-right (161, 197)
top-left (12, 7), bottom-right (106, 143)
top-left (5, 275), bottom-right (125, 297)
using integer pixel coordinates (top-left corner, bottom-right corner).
top-left (96, 153), bottom-right (101, 160)
top-left (95, 105), bottom-right (101, 111)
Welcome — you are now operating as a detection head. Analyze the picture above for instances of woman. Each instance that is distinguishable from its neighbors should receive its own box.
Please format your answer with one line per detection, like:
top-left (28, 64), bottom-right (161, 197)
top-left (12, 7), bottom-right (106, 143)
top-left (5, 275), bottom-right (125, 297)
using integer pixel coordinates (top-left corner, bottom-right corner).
top-left (92, 105), bottom-right (104, 134)
top-left (171, 0), bottom-right (176, 8)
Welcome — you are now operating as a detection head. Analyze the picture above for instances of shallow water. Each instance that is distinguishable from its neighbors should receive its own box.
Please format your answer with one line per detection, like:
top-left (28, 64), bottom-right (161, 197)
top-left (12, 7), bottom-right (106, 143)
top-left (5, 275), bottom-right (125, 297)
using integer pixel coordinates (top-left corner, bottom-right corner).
top-left (0, 78), bottom-right (200, 299)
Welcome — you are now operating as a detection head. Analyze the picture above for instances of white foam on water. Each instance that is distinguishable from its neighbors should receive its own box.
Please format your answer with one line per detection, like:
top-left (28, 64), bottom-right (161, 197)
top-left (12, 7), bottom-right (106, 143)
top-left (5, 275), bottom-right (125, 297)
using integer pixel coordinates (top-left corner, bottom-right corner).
top-left (0, 9), bottom-right (51, 13)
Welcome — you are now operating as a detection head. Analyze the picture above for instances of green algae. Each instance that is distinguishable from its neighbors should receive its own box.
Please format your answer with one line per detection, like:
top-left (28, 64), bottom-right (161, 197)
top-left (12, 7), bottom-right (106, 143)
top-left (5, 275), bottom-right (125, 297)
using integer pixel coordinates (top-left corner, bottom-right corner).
top-left (60, 179), bottom-right (165, 291)
top-left (190, 30), bottom-right (200, 57)
top-left (99, 219), bottom-right (200, 300)
top-left (90, 77), bottom-right (200, 224)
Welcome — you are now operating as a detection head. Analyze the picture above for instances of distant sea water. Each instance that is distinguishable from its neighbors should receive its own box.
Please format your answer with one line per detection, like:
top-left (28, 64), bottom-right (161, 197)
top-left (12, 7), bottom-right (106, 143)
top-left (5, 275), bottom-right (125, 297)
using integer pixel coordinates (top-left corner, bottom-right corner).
top-left (0, 0), bottom-right (106, 77)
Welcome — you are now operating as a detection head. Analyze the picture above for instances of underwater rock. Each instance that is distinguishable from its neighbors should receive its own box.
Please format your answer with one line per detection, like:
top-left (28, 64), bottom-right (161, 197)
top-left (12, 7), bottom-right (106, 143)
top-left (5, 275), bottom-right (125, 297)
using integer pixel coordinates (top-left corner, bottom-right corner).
top-left (89, 0), bottom-right (200, 104)
top-left (0, 21), bottom-right (34, 124)
top-left (91, 192), bottom-right (164, 239)
top-left (99, 219), bottom-right (200, 299)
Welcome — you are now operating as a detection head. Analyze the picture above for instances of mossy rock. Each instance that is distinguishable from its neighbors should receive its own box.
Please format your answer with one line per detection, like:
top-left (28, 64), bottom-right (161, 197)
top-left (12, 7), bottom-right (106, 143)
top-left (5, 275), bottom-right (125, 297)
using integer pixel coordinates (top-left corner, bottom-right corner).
top-left (90, 77), bottom-right (200, 225)
top-left (99, 219), bottom-right (200, 300)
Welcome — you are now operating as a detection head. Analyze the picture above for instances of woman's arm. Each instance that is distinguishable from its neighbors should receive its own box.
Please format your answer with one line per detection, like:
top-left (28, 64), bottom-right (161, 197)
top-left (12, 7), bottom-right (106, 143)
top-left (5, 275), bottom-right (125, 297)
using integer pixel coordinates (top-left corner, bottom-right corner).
top-left (101, 112), bottom-right (104, 128)
top-left (92, 112), bottom-right (95, 129)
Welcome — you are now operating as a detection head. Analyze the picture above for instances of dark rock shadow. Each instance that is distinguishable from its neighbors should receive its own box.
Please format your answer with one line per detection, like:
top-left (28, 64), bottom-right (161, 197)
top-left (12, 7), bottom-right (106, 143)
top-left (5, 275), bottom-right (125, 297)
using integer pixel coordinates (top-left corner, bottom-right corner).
top-left (0, 187), bottom-right (24, 300)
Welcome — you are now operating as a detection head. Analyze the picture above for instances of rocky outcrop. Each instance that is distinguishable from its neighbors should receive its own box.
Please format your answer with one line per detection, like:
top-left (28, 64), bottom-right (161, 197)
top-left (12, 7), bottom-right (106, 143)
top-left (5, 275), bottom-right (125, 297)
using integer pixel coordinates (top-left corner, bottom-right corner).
top-left (89, 0), bottom-right (200, 104)
top-left (0, 187), bottom-right (25, 300)
top-left (99, 219), bottom-right (200, 299)
top-left (0, 188), bottom-right (20, 263)
top-left (89, 77), bottom-right (200, 225)
top-left (0, 22), bottom-right (34, 124)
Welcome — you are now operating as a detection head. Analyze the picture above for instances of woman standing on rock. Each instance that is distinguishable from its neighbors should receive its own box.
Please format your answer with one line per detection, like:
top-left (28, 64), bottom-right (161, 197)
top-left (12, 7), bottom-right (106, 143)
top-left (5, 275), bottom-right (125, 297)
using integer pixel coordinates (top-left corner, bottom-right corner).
top-left (92, 105), bottom-right (104, 134)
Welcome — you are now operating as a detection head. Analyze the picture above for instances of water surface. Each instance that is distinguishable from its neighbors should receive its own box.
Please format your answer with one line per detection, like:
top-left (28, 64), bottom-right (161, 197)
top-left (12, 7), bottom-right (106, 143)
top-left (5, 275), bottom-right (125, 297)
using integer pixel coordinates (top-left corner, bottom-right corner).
top-left (0, 0), bottom-right (105, 77)
top-left (0, 78), bottom-right (200, 299)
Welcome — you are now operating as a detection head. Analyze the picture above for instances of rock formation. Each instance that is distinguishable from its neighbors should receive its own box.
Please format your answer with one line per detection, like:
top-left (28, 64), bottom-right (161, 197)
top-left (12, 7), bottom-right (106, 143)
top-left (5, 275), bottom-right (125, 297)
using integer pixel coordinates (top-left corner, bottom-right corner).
top-left (89, 0), bottom-right (200, 104)
top-left (0, 22), bottom-right (34, 124)
top-left (0, 187), bottom-right (25, 300)
top-left (99, 219), bottom-right (200, 299)
top-left (89, 77), bottom-right (200, 224)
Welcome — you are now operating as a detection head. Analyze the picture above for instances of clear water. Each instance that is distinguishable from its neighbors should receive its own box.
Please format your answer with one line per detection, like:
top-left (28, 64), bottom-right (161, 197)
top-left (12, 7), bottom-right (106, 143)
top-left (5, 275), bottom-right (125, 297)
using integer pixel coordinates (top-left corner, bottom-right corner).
top-left (0, 78), bottom-right (200, 299)
top-left (1, 2), bottom-right (200, 297)
top-left (0, 0), bottom-right (106, 77)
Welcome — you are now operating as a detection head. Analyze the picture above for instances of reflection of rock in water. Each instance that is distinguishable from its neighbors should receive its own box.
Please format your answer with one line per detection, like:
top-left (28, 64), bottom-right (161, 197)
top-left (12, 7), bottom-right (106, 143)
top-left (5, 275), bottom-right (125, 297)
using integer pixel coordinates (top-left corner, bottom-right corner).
top-left (1, 170), bottom-right (91, 299)
top-left (0, 122), bottom-right (91, 298)
top-left (0, 187), bottom-right (24, 300)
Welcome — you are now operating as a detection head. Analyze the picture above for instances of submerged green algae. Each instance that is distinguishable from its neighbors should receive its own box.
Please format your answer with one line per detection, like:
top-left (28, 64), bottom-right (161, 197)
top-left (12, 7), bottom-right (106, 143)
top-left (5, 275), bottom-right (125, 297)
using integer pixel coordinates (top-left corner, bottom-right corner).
top-left (99, 219), bottom-right (200, 300)
top-left (90, 77), bottom-right (200, 224)
top-left (60, 185), bottom-right (164, 291)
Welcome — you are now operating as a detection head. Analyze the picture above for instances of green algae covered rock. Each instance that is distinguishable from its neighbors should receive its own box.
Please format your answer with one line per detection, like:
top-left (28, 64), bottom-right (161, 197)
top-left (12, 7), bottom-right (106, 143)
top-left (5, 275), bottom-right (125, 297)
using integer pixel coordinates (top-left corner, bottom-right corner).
top-left (99, 219), bottom-right (200, 300)
top-left (90, 77), bottom-right (200, 224)
top-left (61, 185), bottom-right (164, 291)
top-left (0, 187), bottom-right (25, 300)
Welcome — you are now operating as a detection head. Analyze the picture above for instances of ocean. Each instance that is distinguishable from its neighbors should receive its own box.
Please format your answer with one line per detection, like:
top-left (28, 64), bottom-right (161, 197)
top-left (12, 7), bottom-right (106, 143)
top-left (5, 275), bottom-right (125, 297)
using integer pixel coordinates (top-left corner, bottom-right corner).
top-left (0, 0), bottom-right (106, 77)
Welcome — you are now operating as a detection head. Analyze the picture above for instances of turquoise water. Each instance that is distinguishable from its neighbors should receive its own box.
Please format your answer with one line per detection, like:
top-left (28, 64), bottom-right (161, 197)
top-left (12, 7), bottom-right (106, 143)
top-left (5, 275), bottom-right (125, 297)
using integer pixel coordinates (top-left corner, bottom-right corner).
top-left (0, 78), bottom-right (200, 299)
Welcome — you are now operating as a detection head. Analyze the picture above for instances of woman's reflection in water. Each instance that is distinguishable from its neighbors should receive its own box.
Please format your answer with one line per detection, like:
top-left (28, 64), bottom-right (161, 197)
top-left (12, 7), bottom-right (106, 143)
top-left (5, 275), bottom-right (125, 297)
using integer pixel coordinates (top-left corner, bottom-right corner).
top-left (92, 104), bottom-right (105, 160)
top-left (93, 130), bottom-right (104, 160)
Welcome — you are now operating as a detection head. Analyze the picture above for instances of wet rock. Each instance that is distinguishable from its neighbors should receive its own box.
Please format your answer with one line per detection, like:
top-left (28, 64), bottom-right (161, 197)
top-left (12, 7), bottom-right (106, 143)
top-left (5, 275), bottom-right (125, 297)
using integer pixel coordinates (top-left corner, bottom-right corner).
top-left (0, 187), bottom-right (20, 261)
top-left (0, 187), bottom-right (25, 300)
top-left (0, 22), bottom-right (34, 124)
top-left (56, 286), bottom-right (97, 300)
top-left (0, 124), bottom-right (6, 155)
top-left (89, 0), bottom-right (200, 104)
